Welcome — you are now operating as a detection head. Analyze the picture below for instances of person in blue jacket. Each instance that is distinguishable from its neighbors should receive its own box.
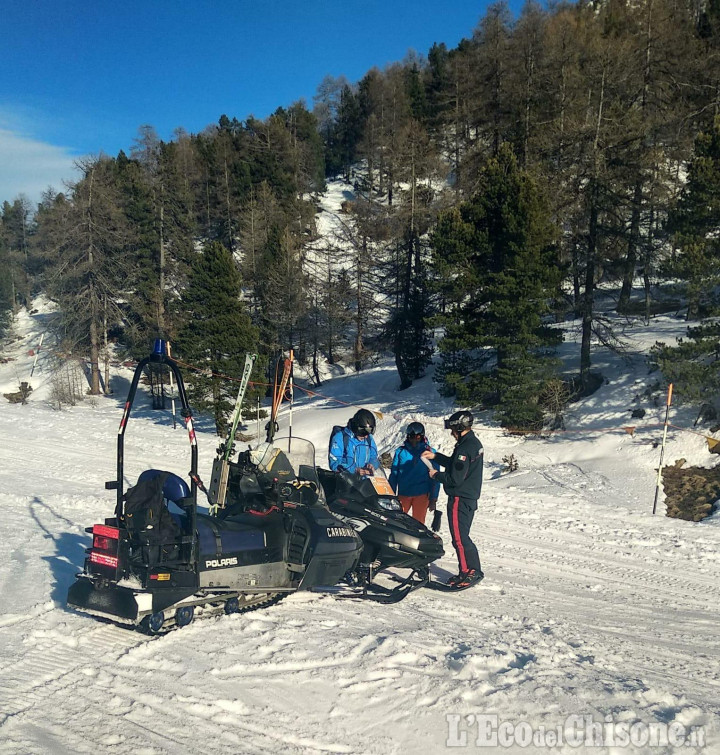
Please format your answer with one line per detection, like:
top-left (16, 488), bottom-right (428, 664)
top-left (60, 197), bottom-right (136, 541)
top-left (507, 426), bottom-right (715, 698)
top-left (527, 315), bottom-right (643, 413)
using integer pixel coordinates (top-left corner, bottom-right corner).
top-left (328, 408), bottom-right (380, 476)
top-left (389, 421), bottom-right (440, 524)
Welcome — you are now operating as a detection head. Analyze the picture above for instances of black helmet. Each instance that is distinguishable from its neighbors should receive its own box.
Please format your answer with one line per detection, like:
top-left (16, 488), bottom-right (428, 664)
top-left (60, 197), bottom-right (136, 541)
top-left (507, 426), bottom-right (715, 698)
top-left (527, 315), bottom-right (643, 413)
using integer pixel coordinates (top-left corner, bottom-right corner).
top-left (406, 421), bottom-right (425, 438)
top-left (350, 408), bottom-right (376, 436)
top-left (444, 410), bottom-right (473, 431)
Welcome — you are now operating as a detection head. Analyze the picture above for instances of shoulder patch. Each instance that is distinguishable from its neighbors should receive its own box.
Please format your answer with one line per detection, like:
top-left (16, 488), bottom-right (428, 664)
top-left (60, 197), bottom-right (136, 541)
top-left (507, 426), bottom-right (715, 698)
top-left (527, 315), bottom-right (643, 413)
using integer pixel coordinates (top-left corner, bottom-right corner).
top-left (458, 455), bottom-right (467, 461)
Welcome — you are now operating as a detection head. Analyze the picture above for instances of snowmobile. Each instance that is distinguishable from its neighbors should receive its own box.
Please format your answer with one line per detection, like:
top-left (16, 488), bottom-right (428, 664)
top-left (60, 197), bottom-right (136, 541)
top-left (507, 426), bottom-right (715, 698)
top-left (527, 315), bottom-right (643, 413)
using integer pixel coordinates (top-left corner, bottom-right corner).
top-left (316, 466), bottom-right (445, 602)
top-left (67, 341), bottom-right (363, 633)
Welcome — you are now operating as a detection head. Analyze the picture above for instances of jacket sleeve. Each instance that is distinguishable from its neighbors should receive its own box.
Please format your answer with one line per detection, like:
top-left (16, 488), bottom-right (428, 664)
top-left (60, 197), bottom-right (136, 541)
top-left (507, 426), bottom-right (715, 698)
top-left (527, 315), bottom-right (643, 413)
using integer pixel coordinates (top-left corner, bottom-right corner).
top-left (434, 451), bottom-right (472, 489)
top-left (328, 430), bottom-right (347, 471)
top-left (434, 451), bottom-right (451, 467)
top-left (368, 437), bottom-right (380, 469)
top-left (429, 448), bottom-right (441, 500)
top-left (388, 448), bottom-right (401, 493)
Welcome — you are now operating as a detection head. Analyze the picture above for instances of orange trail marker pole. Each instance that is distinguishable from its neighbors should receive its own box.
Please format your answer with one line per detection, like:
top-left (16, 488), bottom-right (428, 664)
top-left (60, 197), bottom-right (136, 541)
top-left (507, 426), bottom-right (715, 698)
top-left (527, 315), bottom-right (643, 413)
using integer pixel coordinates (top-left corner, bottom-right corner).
top-left (653, 383), bottom-right (673, 515)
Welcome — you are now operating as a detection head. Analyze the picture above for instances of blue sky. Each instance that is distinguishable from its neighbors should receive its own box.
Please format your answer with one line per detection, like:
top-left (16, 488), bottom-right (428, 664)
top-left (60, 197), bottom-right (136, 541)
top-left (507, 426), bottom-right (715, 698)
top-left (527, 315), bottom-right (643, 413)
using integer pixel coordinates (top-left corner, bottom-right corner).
top-left (1, 0), bottom-right (526, 204)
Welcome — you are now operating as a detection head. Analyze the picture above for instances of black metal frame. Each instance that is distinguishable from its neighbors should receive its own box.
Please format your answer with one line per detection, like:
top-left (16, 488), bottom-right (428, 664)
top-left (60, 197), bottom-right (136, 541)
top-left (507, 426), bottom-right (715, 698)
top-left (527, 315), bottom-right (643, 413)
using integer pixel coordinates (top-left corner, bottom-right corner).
top-left (106, 345), bottom-right (198, 568)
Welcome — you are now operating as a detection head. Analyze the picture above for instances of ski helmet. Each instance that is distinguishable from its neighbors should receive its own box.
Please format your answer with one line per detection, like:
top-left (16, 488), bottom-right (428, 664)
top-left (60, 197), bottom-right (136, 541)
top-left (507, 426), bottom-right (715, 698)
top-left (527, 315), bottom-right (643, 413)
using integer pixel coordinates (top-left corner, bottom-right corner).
top-left (406, 421), bottom-right (425, 438)
top-left (444, 410), bottom-right (473, 432)
top-left (350, 408), bottom-right (376, 436)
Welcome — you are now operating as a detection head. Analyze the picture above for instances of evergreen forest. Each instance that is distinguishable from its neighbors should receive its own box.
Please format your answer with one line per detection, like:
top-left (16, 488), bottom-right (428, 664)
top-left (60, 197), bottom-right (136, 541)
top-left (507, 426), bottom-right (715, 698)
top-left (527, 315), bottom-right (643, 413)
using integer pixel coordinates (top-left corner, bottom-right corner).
top-left (2, 0), bottom-right (720, 431)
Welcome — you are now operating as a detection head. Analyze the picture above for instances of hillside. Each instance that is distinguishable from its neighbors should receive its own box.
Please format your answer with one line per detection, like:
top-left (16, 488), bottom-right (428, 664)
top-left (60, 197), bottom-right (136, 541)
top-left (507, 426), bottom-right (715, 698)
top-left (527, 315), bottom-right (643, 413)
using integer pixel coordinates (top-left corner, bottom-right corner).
top-left (0, 292), bottom-right (718, 754)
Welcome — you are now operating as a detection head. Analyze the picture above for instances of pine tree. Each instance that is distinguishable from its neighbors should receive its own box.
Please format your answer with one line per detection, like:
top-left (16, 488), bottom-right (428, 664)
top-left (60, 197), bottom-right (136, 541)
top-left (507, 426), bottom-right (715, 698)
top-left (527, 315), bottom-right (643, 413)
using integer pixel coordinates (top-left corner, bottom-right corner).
top-left (652, 321), bottom-right (720, 405)
top-left (173, 241), bottom-right (260, 435)
top-left (663, 117), bottom-right (720, 319)
top-left (386, 119), bottom-right (441, 389)
top-left (430, 144), bottom-right (562, 428)
top-left (652, 117), bottom-right (720, 405)
top-left (0, 222), bottom-right (14, 337)
top-left (1, 197), bottom-right (34, 311)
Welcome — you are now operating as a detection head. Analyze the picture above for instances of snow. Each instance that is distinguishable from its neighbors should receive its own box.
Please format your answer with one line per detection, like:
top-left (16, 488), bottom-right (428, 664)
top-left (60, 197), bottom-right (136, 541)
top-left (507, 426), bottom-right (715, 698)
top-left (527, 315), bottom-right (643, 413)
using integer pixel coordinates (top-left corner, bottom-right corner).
top-left (1, 237), bottom-right (720, 752)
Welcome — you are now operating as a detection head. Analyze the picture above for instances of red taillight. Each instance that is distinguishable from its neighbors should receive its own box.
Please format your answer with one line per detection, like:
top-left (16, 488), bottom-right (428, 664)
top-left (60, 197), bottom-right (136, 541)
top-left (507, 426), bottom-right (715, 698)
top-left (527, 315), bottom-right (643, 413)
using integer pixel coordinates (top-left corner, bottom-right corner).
top-left (93, 535), bottom-right (112, 551)
top-left (93, 524), bottom-right (119, 539)
top-left (89, 552), bottom-right (119, 568)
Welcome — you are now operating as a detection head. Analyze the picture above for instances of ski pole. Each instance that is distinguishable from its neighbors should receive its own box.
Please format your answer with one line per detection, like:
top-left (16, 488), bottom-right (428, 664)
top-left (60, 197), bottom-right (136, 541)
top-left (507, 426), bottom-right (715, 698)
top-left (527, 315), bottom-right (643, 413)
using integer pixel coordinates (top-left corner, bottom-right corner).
top-left (652, 383), bottom-right (673, 515)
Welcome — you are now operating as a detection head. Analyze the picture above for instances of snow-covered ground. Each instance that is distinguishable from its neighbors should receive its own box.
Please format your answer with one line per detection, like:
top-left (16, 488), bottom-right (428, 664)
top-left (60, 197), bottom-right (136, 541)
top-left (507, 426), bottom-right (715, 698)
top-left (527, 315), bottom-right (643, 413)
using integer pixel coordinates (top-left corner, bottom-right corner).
top-left (1, 294), bottom-right (719, 755)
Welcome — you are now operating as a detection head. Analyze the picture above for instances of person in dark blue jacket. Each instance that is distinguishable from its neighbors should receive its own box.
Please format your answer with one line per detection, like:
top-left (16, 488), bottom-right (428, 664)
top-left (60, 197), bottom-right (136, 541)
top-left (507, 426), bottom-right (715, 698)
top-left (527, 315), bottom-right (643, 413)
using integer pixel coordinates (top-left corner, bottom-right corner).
top-left (328, 408), bottom-right (380, 475)
top-left (423, 410), bottom-right (484, 590)
top-left (389, 422), bottom-right (440, 524)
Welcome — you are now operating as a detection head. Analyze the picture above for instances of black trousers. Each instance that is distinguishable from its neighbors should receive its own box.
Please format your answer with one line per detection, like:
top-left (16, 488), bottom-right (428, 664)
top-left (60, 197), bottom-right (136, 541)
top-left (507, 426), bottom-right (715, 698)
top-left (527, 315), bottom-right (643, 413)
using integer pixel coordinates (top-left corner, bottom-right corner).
top-left (447, 496), bottom-right (482, 573)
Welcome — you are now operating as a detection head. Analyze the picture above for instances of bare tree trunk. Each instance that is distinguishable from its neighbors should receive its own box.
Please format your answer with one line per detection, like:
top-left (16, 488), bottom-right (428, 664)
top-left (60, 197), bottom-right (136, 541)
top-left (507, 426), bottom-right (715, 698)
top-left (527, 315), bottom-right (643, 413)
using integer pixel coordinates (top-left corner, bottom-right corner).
top-left (354, 241), bottom-right (365, 372)
top-left (224, 155), bottom-right (234, 252)
top-left (581, 188), bottom-right (598, 390)
top-left (158, 181), bottom-right (166, 333)
top-left (326, 251), bottom-right (335, 364)
top-left (618, 178), bottom-right (643, 312)
top-left (89, 297), bottom-right (101, 395)
top-left (103, 294), bottom-right (110, 394)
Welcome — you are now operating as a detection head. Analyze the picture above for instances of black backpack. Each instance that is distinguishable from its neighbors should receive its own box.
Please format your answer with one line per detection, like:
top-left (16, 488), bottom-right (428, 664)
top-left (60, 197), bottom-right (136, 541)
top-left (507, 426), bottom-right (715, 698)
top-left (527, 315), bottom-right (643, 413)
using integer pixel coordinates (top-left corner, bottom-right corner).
top-left (123, 472), bottom-right (181, 564)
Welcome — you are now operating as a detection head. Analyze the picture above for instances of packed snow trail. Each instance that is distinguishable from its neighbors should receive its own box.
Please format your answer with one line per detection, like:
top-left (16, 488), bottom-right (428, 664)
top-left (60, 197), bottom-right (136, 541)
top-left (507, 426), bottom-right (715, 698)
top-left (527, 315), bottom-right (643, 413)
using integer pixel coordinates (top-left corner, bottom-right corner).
top-left (1, 302), bottom-right (719, 753)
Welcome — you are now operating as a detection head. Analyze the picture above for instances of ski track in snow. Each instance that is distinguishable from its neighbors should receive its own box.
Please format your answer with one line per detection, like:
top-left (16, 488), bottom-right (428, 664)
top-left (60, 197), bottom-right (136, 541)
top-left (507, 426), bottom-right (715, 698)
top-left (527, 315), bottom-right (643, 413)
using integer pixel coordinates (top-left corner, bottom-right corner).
top-left (2, 218), bottom-right (720, 752)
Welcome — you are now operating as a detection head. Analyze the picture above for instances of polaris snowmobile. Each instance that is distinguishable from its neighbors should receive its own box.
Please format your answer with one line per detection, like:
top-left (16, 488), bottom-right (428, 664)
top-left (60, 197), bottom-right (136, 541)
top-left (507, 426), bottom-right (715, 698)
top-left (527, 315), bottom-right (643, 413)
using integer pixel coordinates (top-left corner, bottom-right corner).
top-left (316, 466), bottom-right (445, 602)
top-left (67, 341), bottom-right (363, 633)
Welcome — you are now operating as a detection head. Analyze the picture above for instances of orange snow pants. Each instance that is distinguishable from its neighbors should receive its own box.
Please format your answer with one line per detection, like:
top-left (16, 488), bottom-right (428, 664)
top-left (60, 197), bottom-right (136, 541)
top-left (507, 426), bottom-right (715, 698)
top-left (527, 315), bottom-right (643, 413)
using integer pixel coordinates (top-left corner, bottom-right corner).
top-left (399, 494), bottom-right (430, 525)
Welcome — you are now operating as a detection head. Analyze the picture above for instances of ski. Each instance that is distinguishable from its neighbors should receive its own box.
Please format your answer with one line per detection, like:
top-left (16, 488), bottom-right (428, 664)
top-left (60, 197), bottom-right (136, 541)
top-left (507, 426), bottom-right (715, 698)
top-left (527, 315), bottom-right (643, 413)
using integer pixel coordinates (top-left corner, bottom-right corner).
top-left (213, 353), bottom-right (257, 512)
top-left (266, 351), bottom-right (293, 442)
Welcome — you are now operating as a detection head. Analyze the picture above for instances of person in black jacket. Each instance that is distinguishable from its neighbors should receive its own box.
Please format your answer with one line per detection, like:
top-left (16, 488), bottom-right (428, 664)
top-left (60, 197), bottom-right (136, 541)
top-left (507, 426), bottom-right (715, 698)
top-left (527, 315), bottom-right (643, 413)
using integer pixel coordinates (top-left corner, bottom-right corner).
top-left (422, 410), bottom-right (484, 589)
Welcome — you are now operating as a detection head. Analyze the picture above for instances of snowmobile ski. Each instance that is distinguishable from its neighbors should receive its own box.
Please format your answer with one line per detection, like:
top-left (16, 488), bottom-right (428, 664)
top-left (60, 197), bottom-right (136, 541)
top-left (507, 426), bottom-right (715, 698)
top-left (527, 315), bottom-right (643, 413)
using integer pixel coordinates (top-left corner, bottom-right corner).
top-left (320, 566), bottom-right (430, 604)
top-left (424, 573), bottom-right (485, 592)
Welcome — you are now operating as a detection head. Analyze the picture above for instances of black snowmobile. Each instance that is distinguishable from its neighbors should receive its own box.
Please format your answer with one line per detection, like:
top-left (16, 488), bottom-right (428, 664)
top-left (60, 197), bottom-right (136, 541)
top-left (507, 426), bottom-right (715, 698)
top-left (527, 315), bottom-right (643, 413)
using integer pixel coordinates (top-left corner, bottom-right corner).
top-left (67, 341), bottom-right (363, 633)
top-left (317, 466), bottom-right (445, 602)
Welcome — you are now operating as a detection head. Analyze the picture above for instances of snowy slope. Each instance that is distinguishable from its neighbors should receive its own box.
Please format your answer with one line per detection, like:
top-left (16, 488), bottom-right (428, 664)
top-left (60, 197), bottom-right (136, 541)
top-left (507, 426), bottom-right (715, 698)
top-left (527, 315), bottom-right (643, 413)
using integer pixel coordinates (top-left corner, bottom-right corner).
top-left (0, 298), bottom-right (719, 754)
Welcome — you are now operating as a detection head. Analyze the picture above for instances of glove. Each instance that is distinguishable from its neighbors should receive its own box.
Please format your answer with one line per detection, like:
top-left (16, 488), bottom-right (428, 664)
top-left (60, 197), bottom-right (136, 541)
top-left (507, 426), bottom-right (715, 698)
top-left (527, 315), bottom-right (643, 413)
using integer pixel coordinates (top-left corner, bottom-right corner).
top-left (428, 499), bottom-right (437, 512)
top-left (431, 510), bottom-right (442, 533)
